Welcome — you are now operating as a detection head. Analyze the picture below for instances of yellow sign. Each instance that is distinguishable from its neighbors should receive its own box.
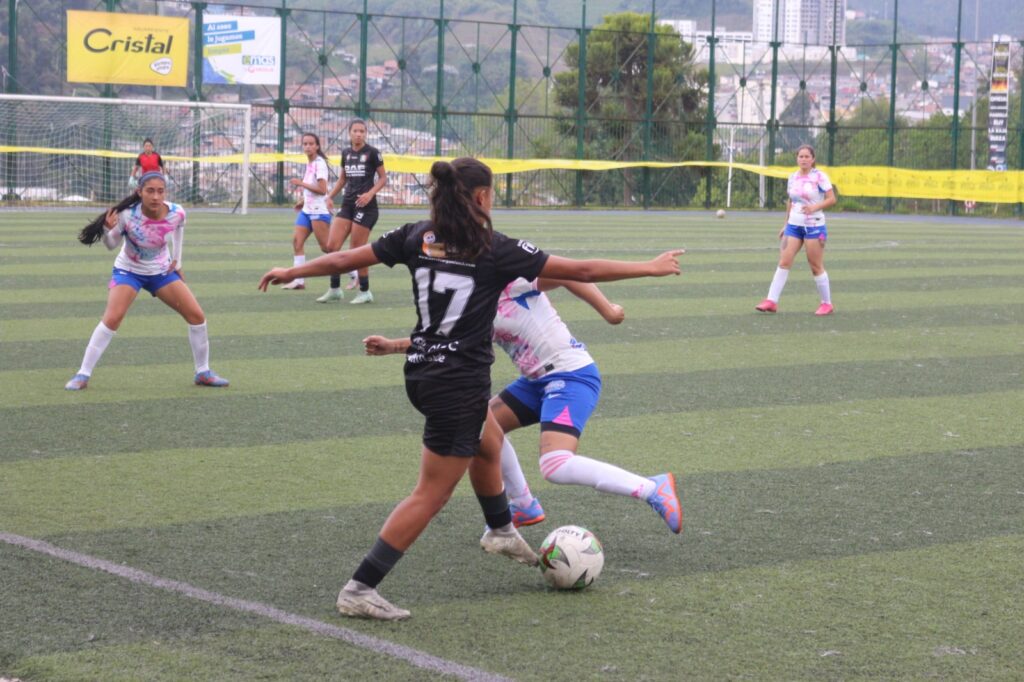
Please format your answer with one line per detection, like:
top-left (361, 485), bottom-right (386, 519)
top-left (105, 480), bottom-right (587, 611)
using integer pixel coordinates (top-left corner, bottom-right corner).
top-left (67, 10), bottom-right (189, 87)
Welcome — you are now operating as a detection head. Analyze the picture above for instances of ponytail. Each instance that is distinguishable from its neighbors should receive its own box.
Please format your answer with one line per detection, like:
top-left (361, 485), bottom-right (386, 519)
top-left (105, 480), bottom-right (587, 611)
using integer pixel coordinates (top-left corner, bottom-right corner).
top-left (302, 132), bottom-right (329, 164)
top-left (429, 158), bottom-right (493, 261)
top-left (78, 193), bottom-right (140, 245)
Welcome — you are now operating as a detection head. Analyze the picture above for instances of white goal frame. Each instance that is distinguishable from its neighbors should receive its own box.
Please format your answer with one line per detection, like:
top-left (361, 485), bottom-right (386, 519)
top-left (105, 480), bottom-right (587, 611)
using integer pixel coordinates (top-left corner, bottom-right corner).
top-left (1, 94), bottom-right (252, 213)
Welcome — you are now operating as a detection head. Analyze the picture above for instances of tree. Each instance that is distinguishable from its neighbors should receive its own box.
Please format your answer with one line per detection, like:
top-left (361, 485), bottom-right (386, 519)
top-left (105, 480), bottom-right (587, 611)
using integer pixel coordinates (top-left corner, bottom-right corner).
top-left (551, 12), bottom-right (706, 206)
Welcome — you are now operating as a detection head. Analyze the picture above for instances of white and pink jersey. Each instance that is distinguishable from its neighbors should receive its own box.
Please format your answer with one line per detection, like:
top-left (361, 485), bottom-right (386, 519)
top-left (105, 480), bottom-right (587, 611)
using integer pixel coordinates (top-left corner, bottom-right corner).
top-left (786, 168), bottom-right (832, 227)
top-left (302, 156), bottom-right (330, 215)
top-left (103, 201), bottom-right (185, 276)
top-left (493, 278), bottom-right (594, 380)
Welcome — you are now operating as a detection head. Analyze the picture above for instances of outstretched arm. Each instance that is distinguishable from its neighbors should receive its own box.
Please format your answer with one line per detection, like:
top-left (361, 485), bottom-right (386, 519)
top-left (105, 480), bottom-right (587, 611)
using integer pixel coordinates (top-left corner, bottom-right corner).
top-left (537, 278), bottom-right (624, 324)
top-left (258, 244), bottom-right (380, 290)
top-left (538, 249), bottom-right (683, 283)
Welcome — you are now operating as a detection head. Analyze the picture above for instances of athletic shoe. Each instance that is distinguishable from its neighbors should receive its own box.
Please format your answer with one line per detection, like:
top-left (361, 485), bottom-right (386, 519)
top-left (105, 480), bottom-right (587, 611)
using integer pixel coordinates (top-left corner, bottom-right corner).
top-left (336, 580), bottom-right (410, 621)
top-left (345, 272), bottom-right (359, 290)
top-left (510, 497), bottom-right (546, 527)
top-left (194, 370), bottom-right (230, 387)
top-left (281, 280), bottom-right (305, 290)
top-left (480, 528), bottom-right (540, 566)
top-left (64, 373), bottom-right (90, 391)
top-left (350, 291), bottom-right (374, 305)
top-left (647, 473), bottom-right (682, 534)
top-left (316, 288), bottom-right (344, 303)
top-left (814, 302), bottom-right (834, 316)
top-left (754, 299), bottom-right (778, 313)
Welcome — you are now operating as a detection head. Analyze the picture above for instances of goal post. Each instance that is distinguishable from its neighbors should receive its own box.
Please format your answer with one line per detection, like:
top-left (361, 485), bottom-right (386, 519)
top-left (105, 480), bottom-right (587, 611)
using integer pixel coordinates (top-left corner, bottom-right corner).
top-left (0, 94), bottom-right (252, 213)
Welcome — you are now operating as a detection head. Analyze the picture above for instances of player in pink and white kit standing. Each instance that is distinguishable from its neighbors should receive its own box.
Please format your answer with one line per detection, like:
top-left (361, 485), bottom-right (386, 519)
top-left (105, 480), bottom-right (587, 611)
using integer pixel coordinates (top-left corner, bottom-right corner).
top-left (281, 133), bottom-right (332, 291)
top-left (364, 277), bottom-right (682, 534)
top-left (755, 144), bottom-right (837, 315)
top-left (64, 172), bottom-right (228, 390)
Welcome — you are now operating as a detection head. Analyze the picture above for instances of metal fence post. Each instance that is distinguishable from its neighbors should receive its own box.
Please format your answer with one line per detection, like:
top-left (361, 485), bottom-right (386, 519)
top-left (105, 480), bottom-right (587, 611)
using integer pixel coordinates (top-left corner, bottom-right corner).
top-left (4, 0), bottom-right (17, 202)
top-left (575, 0), bottom-right (587, 207)
top-left (358, 0), bottom-right (369, 119)
top-left (886, 0), bottom-right (899, 213)
top-left (434, 0), bottom-right (446, 156)
top-left (949, 0), bottom-right (964, 215)
top-left (505, 0), bottom-right (519, 207)
top-left (1017, 41), bottom-right (1024, 216)
top-left (826, 2), bottom-right (838, 166)
top-left (275, 4), bottom-right (289, 205)
top-left (191, 2), bottom-right (206, 204)
top-left (642, 2), bottom-right (656, 209)
top-left (766, 0), bottom-right (781, 208)
top-left (704, 0), bottom-right (717, 209)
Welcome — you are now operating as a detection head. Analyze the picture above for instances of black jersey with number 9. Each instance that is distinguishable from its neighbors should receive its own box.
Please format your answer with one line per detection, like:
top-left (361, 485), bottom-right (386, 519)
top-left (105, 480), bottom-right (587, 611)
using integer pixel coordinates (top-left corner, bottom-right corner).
top-left (372, 220), bottom-right (548, 384)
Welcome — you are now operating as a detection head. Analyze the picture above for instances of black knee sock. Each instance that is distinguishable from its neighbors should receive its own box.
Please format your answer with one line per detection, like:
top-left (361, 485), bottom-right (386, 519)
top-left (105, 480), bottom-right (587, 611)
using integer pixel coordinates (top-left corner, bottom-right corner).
top-left (359, 275), bottom-right (370, 292)
top-left (351, 537), bottom-right (404, 589)
top-left (477, 491), bottom-right (512, 530)
top-left (330, 273), bottom-right (341, 289)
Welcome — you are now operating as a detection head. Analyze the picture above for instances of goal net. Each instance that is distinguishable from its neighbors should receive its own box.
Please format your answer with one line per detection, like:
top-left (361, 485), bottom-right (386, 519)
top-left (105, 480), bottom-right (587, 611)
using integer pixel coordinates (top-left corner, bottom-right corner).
top-left (1, 94), bottom-right (251, 213)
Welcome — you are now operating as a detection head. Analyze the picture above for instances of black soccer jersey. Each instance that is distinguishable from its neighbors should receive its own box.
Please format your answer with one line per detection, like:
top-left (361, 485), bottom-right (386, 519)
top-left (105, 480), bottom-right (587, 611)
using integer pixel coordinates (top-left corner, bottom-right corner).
top-left (340, 144), bottom-right (384, 203)
top-left (372, 220), bottom-right (549, 384)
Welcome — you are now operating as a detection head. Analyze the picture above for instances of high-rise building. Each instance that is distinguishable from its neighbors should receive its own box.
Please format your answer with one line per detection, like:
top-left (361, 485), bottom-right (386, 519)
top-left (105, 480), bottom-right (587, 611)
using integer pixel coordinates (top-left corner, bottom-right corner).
top-left (753, 0), bottom-right (845, 45)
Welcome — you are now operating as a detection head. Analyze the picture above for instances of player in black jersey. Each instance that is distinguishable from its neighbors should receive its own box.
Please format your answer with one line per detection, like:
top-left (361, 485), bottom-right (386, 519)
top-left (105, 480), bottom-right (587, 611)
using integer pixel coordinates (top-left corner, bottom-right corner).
top-left (317, 119), bottom-right (387, 304)
top-left (259, 158), bottom-right (683, 620)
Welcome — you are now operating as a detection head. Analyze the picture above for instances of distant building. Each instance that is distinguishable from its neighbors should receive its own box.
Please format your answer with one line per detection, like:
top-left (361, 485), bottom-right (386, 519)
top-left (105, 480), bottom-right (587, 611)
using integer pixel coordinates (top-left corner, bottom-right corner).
top-left (753, 0), bottom-right (846, 45)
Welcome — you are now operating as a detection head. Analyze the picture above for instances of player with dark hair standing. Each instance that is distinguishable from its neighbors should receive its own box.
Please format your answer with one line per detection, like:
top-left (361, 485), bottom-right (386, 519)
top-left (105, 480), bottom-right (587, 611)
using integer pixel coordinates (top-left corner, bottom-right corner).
top-left (755, 144), bottom-right (837, 315)
top-left (317, 118), bottom-right (387, 303)
top-left (281, 132), bottom-right (332, 291)
top-left (66, 172), bottom-right (228, 390)
top-left (258, 157), bottom-right (683, 620)
top-left (130, 138), bottom-right (164, 188)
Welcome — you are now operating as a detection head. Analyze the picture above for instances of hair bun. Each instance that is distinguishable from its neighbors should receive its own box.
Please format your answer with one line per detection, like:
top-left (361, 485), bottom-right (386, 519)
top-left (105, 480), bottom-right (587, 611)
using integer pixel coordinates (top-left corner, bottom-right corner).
top-left (430, 161), bottom-right (456, 186)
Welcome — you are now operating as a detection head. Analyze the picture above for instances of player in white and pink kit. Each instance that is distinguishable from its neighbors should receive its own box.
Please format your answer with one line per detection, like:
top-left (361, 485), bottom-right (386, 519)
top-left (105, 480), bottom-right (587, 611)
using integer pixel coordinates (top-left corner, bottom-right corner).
top-left (364, 277), bottom-right (682, 534)
top-left (64, 172), bottom-right (229, 390)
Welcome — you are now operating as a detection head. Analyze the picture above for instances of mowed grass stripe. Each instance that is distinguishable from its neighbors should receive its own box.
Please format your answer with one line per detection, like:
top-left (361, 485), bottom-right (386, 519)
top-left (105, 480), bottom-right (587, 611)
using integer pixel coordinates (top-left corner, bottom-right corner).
top-left (5, 286), bottom-right (1023, 341)
top-left (2, 390), bottom-right (1019, 535)
top-left (1, 348), bottom-right (1019, 456)
top-left (10, 454), bottom-right (1022, 680)
top-left (3, 321), bottom-right (1021, 408)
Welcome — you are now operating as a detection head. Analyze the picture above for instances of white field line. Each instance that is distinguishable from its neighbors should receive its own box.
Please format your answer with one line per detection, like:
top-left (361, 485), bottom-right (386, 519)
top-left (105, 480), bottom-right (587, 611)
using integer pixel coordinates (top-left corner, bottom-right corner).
top-left (1, 531), bottom-right (512, 682)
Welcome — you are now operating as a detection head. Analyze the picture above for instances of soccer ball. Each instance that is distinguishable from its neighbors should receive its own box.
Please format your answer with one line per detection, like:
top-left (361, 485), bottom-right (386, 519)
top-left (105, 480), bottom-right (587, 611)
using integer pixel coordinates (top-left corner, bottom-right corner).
top-left (538, 525), bottom-right (604, 590)
top-left (715, 208), bottom-right (726, 219)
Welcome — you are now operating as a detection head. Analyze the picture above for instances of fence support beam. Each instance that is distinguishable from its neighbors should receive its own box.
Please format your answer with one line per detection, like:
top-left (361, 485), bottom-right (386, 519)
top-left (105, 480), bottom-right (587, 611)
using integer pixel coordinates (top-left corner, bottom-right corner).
top-left (434, 0), bottom-right (446, 156)
top-left (949, 0), bottom-right (964, 215)
top-left (4, 0), bottom-right (17, 202)
top-left (358, 0), bottom-right (369, 119)
top-left (886, 0), bottom-right (900, 213)
top-left (575, 0), bottom-right (588, 207)
top-left (505, 0), bottom-right (519, 208)
top-left (704, 0), bottom-right (717, 209)
top-left (274, 6), bottom-right (289, 204)
top-left (191, 2), bottom-right (206, 204)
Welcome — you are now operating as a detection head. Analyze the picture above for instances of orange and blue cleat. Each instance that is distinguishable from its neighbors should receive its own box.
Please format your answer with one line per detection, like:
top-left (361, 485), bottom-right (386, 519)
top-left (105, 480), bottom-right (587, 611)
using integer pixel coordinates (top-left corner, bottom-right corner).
top-left (647, 473), bottom-right (682, 534)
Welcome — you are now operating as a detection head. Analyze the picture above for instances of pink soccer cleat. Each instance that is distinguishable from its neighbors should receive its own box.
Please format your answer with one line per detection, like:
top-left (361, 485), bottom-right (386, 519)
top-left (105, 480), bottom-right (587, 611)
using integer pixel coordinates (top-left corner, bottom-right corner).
top-left (814, 302), bottom-right (834, 316)
top-left (755, 299), bottom-right (778, 313)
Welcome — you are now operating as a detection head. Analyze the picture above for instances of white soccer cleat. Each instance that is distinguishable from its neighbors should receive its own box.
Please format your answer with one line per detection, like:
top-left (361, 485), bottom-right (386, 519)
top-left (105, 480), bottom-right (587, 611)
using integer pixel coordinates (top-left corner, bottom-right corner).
top-left (349, 290), bottom-right (374, 304)
top-left (336, 580), bottom-right (410, 621)
top-left (480, 528), bottom-right (540, 566)
top-left (316, 288), bottom-right (344, 303)
top-left (280, 280), bottom-right (305, 290)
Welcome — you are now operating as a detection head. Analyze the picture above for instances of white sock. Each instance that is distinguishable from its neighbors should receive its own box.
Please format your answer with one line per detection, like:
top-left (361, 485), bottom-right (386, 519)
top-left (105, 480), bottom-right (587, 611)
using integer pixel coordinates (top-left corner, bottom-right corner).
top-left (767, 266), bottom-right (790, 302)
top-left (814, 271), bottom-right (831, 304)
top-left (539, 449), bottom-right (655, 499)
top-left (500, 437), bottom-right (533, 507)
top-left (293, 255), bottom-right (306, 285)
top-left (188, 321), bottom-right (210, 373)
top-left (78, 322), bottom-right (116, 376)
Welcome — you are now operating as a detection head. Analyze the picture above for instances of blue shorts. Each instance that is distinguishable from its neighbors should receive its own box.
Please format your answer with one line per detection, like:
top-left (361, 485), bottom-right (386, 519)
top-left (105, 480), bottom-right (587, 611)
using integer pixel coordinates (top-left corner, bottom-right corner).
top-left (498, 363), bottom-right (601, 438)
top-left (109, 268), bottom-right (181, 296)
top-left (784, 223), bottom-right (827, 242)
top-left (295, 212), bottom-right (332, 230)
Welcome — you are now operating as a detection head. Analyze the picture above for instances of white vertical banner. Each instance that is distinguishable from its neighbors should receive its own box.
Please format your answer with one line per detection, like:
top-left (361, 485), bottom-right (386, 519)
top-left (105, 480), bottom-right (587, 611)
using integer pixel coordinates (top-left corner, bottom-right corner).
top-left (202, 15), bottom-right (281, 85)
top-left (986, 38), bottom-right (1011, 171)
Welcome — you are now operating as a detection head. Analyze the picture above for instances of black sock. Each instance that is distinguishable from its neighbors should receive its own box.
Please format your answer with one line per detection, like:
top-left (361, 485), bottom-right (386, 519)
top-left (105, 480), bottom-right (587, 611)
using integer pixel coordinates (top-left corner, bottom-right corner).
top-left (330, 274), bottom-right (341, 289)
top-left (351, 537), bottom-right (404, 589)
top-left (359, 276), bottom-right (370, 292)
top-left (477, 491), bottom-right (512, 530)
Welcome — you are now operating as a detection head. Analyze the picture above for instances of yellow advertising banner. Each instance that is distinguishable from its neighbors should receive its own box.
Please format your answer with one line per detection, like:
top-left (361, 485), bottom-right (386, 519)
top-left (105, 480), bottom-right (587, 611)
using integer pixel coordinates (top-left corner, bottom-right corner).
top-left (66, 10), bottom-right (189, 87)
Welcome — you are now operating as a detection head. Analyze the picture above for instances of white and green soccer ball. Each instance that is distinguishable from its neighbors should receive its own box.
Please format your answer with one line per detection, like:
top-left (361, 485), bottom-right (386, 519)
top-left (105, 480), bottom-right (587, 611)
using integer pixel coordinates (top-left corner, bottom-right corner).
top-left (715, 208), bottom-right (726, 219)
top-left (538, 525), bottom-right (604, 590)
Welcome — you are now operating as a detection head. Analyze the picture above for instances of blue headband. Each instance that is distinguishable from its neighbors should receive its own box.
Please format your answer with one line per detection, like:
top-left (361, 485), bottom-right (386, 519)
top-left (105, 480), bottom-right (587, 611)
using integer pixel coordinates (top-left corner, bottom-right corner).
top-left (138, 171), bottom-right (165, 186)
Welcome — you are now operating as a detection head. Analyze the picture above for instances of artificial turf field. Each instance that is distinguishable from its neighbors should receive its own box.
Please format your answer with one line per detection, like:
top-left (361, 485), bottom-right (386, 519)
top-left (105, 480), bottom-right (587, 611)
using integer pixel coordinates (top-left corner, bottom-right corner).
top-left (1, 208), bottom-right (1022, 681)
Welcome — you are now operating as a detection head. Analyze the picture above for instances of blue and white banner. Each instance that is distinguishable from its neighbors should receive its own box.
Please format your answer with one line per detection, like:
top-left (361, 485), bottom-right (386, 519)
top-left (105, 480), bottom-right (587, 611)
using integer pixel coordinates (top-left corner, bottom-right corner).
top-left (202, 15), bottom-right (280, 85)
